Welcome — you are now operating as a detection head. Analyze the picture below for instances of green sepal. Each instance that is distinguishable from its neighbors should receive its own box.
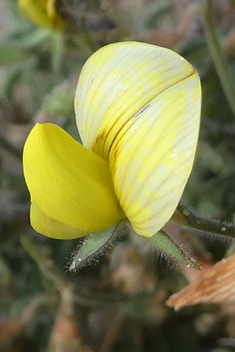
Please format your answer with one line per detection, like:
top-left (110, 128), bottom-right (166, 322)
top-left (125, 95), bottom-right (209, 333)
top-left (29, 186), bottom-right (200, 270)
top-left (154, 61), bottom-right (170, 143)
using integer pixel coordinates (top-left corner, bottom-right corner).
top-left (69, 223), bottom-right (120, 271)
top-left (146, 230), bottom-right (200, 269)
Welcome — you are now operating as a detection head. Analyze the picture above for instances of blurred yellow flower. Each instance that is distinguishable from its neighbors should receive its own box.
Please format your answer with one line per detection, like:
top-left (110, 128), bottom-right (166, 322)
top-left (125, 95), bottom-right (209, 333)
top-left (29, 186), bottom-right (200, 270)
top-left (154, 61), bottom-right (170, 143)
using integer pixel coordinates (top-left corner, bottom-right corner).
top-left (23, 42), bottom-right (201, 239)
top-left (18, 0), bottom-right (65, 30)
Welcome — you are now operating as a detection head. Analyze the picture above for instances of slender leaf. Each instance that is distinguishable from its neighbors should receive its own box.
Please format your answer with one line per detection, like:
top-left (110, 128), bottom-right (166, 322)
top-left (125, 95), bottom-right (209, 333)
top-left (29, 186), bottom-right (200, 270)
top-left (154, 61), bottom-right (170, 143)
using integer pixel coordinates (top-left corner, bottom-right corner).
top-left (6, 0), bottom-right (31, 30)
top-left (51, 31), bottom-right (64, 73)
top-left (0, 46), bottom-right (26, 65)
top-left (3, 28), bottom-right (50, 50)
top-left (1, 56), bottom-right (38, 100)
top-left (143, 1), bottom-right (173, 29)
top-left (1, 66), bottom-right (22, 100)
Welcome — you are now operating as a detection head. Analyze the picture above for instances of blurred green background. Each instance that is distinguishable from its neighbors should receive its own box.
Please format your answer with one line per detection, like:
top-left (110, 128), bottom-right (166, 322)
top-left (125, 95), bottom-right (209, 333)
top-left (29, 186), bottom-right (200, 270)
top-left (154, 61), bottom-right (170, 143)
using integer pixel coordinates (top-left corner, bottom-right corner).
top-left (1, 0), bottom-right (235, 351)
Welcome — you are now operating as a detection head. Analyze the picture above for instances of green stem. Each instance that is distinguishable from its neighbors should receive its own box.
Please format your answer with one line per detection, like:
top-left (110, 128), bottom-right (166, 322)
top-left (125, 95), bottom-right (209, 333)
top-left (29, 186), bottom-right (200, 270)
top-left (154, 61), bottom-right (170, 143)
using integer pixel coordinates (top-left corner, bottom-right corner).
top-left (173, 201), bottom-right (235, 240)
top-left (51, 31), bottom-right (64, 73)
top-left (203, 0), bottom-right (235, 118)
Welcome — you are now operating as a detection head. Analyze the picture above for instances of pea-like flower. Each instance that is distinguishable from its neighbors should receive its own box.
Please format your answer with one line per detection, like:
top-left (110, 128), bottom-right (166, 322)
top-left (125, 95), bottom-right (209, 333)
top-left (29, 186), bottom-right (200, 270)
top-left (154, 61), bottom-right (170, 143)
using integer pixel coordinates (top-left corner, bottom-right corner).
top-left (18, 0), bottom-right (65, 30)
top-left (23, 42), bottom-right (201, 240)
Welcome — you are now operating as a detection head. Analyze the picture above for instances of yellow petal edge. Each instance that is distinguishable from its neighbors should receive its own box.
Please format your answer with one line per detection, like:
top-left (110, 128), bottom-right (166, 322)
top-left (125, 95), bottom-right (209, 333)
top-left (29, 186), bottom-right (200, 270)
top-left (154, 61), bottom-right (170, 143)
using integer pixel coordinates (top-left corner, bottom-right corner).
top-left (75, 41), bottom-right (201, 237)
top-left (23, 123), bottom-right (122, 239)
top-left (31, 201), bottom-right (87, 240)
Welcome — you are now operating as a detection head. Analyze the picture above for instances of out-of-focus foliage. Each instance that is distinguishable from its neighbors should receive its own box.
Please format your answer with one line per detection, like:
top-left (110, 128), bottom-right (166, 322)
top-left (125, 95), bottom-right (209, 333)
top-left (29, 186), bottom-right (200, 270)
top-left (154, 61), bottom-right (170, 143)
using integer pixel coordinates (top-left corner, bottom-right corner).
top-left (1, 0), bottom-right (235, 351)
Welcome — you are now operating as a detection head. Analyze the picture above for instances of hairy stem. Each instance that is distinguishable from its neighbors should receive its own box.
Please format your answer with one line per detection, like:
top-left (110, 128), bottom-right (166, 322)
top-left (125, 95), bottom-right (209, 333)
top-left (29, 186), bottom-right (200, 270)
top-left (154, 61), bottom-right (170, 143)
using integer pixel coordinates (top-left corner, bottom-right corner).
top-left (174, 201), bottom-right (235, 240)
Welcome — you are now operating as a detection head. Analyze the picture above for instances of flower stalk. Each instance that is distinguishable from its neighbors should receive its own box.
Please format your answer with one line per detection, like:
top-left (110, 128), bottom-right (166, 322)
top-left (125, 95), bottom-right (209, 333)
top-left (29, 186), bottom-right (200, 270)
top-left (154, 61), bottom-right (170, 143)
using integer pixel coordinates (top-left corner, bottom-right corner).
top-left (174, 201), bottom-right (235, 240)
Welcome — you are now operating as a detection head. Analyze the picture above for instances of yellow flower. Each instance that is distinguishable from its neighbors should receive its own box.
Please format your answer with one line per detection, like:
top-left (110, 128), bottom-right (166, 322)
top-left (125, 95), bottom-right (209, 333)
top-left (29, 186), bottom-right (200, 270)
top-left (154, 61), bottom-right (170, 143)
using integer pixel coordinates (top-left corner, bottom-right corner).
top-left (23, 42), bottom-right (201, 240)
top-left (18, 0), bottom-right (65, 30)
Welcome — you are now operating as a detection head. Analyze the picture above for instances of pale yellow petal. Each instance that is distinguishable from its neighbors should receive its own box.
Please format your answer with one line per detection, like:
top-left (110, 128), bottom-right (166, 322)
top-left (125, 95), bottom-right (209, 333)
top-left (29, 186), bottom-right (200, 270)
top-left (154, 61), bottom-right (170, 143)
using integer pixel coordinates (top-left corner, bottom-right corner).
top-left (23, 123), bottom-right (122, 235)
top-left (110, 74), bottom-right (201, 237)
top-left (75, 42), bottom-right (196, 160)
top-left (31, 201), bottom-right (87, 239)
top-left (75, 42), bottom-right (201, 237)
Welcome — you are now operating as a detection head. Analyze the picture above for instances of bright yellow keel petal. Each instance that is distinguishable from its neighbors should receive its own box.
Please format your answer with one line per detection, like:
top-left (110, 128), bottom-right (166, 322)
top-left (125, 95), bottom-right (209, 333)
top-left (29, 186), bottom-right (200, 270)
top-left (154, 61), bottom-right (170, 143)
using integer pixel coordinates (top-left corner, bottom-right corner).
top-left (23, 123), bottom-right (122, 236)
